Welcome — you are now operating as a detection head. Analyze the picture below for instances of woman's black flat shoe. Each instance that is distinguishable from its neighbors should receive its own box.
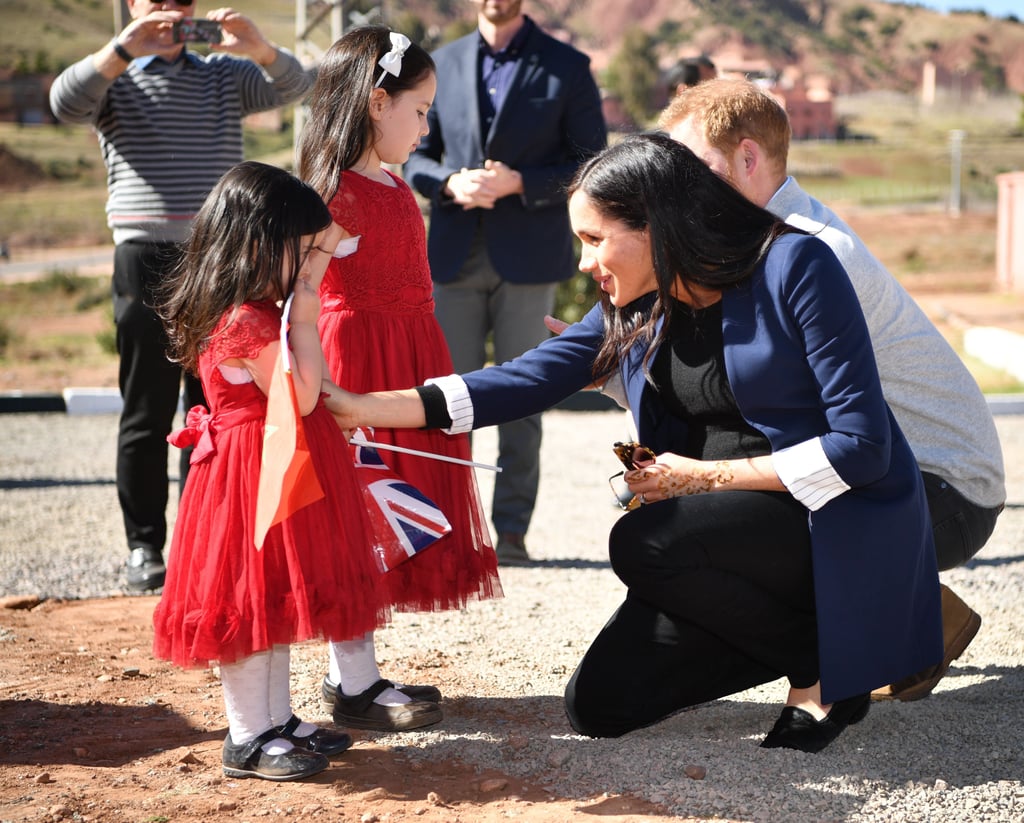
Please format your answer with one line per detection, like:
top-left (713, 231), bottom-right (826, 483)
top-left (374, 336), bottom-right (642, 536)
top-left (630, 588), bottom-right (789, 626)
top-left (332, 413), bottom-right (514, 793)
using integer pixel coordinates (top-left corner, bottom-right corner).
top-left (276, 714), bottom-right (352, 757)
top-left (760, 693), bottom-right (870, 753)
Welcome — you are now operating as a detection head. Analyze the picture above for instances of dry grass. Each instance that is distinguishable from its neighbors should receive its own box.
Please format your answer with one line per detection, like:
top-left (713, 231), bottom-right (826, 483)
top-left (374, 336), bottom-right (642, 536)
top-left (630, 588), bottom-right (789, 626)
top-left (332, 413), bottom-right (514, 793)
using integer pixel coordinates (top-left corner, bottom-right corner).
top-left (2, 206), bottom-right (1022, 396)
top-left (0, 271), bottom-right (117, 392)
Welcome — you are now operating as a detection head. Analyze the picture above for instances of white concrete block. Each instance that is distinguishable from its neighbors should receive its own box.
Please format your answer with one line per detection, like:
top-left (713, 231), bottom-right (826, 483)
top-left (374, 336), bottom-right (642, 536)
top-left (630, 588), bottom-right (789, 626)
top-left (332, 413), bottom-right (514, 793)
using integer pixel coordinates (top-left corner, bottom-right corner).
top-left (62, 387), bottom-right (123, 416)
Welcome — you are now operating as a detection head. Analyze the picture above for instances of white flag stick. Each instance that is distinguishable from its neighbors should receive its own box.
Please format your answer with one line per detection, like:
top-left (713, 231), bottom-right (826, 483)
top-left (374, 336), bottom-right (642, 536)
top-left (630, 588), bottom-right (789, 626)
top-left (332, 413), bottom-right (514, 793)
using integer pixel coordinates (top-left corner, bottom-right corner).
top-left (350, 435), bottom-right (502, 472)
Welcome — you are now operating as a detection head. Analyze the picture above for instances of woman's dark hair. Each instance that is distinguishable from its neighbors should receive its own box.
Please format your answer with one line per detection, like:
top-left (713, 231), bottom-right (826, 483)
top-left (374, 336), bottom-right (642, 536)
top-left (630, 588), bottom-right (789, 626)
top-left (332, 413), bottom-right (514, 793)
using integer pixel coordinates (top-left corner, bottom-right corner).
top-left (160, 161), bottom-right (332, 372)
top-left (569, 131), bottom-right (800, 379)
top-left (297, 26), bottom-right (435, 201)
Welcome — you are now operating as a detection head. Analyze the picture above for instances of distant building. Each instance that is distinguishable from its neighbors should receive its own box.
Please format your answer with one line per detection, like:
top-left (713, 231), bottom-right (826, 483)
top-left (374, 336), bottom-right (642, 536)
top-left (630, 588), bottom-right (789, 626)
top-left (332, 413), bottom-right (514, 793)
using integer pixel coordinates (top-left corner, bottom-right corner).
top-left (772, 79), bottom-right (838, 140)
top-left (664, 49), bottom-right (838, 140)
top-left (920, 59), bottom-right (985, 105)
top-left (997, 171), bottom-right (1024, 295)
top-left (711, 48), bottom-right (775, 84)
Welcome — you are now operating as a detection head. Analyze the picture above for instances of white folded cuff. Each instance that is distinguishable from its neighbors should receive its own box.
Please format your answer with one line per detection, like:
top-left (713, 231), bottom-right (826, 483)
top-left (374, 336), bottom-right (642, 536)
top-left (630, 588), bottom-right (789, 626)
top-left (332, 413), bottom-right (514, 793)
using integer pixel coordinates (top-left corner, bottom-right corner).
top-left (772, 437), bottom-right (850, 511)
top-left (424, 374), bottom-right (474, 434)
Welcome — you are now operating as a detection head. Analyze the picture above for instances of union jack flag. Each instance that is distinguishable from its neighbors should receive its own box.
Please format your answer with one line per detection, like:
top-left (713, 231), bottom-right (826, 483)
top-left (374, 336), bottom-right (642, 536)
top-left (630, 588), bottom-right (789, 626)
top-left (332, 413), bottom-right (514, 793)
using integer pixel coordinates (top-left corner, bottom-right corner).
top-left (351, 429), bottom-right (452, 572)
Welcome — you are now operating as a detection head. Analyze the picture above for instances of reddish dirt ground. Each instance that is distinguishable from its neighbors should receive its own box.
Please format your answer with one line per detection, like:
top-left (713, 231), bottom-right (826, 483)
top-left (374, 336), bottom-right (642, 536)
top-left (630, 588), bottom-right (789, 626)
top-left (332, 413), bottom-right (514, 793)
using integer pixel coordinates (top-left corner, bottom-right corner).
top-left (0, 595), bottom-right (673, 823)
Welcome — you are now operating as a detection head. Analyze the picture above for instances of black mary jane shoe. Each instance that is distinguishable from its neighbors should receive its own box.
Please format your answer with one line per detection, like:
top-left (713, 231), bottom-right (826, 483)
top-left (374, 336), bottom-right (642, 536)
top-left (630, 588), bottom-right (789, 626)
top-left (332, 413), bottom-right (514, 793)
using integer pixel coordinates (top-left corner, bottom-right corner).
top-left (760, 693), bottom-right (871, 754)
top-left (321, 676), bottom-right (442, 710)
top-left (332, 679), bottom-right (442, 731)
top-left (276, 714), bottom-right (352, 757)
top-left (222, 729), bottom-right (329, 781)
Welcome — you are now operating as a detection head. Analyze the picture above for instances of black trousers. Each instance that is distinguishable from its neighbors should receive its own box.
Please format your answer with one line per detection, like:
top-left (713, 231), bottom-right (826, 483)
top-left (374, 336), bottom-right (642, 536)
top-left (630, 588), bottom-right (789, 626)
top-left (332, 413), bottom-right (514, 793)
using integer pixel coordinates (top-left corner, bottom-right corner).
top-left (565, 490), bottom-right (816, 738)
top-left (922, 472), bottom-right (1004, 571)
top-left (112, 241), bottom-right (205, 556)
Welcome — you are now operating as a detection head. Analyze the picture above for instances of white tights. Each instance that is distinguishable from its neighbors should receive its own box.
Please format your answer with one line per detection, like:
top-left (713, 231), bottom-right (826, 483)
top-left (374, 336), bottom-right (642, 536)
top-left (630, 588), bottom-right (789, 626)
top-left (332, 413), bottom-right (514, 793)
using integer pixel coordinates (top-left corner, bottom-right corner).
top-left (220, 645), bottom-right (315, 752)
top-left (328, 631), bottom-right (410, 706)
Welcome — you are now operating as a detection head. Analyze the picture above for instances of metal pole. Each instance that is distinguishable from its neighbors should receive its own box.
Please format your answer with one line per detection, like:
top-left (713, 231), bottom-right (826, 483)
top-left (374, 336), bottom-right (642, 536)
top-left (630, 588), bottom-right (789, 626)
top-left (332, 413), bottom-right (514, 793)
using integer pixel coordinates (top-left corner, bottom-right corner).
top-left (293, 1), bottom-right (344, 164)
top-left (294, 0), bottom-right (309, 158)
top-left (949, 129), bottom-right (966, 218)
top-left (113, 0), bottom-right (130, 33)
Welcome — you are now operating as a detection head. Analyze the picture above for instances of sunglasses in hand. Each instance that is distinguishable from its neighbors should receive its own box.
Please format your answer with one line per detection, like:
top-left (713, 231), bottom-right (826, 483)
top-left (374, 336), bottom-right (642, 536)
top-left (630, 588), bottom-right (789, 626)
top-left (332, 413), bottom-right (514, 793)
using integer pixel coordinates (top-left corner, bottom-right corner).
top-left (609, 441), bottom-right (657, 511)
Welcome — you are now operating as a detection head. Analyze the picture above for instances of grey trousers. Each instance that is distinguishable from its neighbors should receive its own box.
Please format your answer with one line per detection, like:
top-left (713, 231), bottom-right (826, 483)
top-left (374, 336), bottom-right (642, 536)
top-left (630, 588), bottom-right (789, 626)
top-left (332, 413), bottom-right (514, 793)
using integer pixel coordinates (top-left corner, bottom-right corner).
top-left (432, 233), bottom-right (558, 538)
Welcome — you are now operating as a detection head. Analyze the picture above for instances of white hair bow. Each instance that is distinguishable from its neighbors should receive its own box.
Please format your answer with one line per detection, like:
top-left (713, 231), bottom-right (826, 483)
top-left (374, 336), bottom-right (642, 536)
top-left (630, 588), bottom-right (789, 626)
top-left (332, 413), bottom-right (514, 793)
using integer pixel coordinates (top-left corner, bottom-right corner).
top-left (374, 32), bottom-right (412, 88)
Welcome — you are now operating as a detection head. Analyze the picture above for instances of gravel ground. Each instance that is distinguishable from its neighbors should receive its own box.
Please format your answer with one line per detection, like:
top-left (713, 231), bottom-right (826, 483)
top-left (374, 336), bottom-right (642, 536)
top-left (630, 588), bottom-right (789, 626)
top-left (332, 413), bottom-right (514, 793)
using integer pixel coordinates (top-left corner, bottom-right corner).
top-left (2, 407), bottom-right (1023, 821)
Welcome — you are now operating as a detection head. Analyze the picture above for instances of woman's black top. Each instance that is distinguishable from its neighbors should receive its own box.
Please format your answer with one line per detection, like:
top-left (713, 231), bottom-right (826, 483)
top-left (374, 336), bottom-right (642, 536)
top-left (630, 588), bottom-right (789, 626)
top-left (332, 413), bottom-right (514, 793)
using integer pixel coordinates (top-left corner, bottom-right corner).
top-left (650, 299), bottom-right (772, 461)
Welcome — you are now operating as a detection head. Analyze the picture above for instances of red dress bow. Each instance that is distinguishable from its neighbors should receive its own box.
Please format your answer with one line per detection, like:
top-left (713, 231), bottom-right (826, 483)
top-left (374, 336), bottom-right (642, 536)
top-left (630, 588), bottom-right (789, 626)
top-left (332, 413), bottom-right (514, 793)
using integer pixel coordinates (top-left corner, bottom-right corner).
top-left (167, 405), bottom-right (217, 464)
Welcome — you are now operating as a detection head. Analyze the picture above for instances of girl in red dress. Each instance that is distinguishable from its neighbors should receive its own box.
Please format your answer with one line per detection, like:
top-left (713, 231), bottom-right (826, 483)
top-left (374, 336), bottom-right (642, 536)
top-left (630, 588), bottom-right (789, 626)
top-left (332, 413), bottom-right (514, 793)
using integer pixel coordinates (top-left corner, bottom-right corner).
top-left (296, 27), bottom-right (501, 731)
top-left (154, 162), bottom-right (390, 781)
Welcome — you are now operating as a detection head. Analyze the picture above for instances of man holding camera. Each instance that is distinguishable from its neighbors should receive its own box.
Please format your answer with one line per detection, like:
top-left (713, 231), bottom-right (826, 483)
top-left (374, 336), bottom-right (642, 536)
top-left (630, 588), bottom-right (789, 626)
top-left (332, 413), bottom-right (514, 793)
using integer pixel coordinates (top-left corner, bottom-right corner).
top-left (50, 2), bottom-right (313, 592)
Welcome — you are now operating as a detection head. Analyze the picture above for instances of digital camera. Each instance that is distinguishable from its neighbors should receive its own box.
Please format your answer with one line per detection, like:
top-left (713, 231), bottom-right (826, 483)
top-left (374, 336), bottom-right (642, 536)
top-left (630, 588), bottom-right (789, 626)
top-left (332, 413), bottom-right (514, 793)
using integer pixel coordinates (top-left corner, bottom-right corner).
top-left (171, 19), bottom-right (223, 44)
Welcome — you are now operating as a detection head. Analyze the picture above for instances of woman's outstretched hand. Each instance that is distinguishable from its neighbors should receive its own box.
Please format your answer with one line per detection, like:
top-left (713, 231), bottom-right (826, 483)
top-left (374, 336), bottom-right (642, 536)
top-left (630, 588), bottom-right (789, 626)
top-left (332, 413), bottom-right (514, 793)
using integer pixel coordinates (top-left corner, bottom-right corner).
top-left (321, 382), bottom-right (360, 434)
top-left (321, 382), bottom-right (429, 433)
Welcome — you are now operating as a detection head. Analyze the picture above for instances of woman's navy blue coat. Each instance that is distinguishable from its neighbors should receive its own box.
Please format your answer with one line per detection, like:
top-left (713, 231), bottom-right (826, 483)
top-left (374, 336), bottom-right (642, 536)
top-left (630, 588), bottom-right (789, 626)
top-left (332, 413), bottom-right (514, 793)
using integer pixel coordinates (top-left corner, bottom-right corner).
top-left (461, 234), bottom-right (942, 702)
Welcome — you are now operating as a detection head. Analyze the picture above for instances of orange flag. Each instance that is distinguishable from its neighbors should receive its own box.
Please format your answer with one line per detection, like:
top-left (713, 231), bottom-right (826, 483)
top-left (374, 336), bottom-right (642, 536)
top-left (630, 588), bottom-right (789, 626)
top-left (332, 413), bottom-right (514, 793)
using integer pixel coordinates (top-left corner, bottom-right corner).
top-left (253, 294), bottom-right (325, 549)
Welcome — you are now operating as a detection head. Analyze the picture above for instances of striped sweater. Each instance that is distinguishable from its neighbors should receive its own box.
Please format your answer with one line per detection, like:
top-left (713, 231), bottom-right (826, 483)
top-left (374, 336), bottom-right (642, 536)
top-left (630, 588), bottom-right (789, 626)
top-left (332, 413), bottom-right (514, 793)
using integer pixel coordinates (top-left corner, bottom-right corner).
top-left (49, 48), bottom-right (312, 244)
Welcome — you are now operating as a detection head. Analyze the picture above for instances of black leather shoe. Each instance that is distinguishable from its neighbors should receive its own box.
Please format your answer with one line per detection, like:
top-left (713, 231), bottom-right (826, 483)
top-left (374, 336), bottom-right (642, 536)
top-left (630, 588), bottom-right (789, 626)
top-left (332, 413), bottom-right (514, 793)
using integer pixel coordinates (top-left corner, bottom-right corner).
top-left (495, 532), bottom-right (531, 566)
top-left (125, 547), bottom-right (165, 591)
top-left (222, 730), bottom-right (329, 781)
top-left (760, 693), bottom-right (871, 753)
top-left (320, 676), bottom-right (441, 710)
top-left (332, 679), bottom-right (442, 731)
top-left (275, 714), bottom-right (352, 758)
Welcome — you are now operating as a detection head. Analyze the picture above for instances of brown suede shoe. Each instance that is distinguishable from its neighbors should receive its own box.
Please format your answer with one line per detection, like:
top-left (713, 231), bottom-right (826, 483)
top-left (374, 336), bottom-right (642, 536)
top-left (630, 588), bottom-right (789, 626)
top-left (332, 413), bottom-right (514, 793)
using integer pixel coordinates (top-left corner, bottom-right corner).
top-left (872, 584), bottom-right (981, 702)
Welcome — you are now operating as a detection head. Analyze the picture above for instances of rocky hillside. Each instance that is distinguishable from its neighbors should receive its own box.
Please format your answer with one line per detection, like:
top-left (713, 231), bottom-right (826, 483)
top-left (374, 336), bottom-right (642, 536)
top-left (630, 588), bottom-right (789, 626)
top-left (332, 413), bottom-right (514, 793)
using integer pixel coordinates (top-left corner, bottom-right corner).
top-left (538, 0), bottom-right (1024, 94)
top-left (3, 0), bottom-right (1024, 95)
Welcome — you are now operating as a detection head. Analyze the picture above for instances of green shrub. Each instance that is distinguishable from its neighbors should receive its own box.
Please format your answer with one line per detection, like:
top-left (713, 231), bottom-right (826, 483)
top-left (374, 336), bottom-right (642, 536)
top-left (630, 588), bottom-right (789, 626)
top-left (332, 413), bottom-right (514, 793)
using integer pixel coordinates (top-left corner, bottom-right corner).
top-left (28, 268), bottom-right (89, 295)
top-left (97, 304), bottom-right (117, 356)
top-left (554, 269), bottom-right (600, 326)
top-left (0, 319), bottom-right (13, 355)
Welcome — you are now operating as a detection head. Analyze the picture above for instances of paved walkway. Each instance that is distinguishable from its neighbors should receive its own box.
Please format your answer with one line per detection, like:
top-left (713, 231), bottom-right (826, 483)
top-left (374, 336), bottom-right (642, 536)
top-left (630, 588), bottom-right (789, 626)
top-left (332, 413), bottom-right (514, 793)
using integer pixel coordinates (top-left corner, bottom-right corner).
top-left (0, 244), bottom-right (114, 284)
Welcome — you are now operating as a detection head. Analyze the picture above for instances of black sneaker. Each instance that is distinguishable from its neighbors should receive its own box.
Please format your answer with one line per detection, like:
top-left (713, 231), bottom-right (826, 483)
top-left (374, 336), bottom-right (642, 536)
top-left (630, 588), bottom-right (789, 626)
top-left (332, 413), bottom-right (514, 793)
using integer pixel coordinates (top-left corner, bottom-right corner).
top-left (125, 547), bottom-right (165, 591)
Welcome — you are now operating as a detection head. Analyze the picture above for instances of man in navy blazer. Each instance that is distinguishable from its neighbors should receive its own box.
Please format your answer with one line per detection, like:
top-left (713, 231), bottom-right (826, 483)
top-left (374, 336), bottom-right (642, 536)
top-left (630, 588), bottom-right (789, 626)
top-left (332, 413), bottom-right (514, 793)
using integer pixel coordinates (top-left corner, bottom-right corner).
top-left (405, 0), bottom-right (606, 565)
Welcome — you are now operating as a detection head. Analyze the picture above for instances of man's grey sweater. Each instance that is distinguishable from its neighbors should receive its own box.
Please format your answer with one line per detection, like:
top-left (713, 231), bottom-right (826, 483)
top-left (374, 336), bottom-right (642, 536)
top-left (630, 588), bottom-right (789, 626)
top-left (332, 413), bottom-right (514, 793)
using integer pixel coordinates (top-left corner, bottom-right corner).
top-left (49, 47), bottom-right (312, 245)
top-left (769, 177), bottom-right (1005, 508)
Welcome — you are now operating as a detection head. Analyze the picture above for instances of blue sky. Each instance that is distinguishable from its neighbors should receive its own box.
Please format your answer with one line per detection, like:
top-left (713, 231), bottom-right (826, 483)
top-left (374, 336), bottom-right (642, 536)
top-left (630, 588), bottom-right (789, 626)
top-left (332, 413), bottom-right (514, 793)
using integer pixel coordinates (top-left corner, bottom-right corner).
top-left (907, 0), bottom-right (1021, 16)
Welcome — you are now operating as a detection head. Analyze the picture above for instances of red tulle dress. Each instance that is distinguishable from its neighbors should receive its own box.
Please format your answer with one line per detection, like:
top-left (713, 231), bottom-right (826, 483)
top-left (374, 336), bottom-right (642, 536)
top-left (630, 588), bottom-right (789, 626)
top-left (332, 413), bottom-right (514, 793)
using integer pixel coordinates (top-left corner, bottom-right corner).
top-left (153, 300), bottom-right (390, 668)
top-left (319, 169), bottom-right (501, 612)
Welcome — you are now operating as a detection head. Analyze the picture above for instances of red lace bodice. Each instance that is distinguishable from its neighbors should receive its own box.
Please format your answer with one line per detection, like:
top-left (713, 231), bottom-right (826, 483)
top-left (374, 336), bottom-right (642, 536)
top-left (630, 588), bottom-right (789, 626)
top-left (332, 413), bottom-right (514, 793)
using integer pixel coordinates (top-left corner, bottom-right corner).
top-left (321, 170), bottom-right (434, 315)
top-left (197, 300), bottom-right (280, 412)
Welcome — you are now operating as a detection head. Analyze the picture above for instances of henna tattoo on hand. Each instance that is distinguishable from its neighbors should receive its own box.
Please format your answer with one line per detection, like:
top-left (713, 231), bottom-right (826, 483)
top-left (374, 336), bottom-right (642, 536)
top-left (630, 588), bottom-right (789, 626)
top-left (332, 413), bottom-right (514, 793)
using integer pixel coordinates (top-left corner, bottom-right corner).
top-left (713, 460), bottom-right (734, 487)
top-left (657, 460), bottom-right (734, 497)
top-left (657, 472), bottom-right (712, 496)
